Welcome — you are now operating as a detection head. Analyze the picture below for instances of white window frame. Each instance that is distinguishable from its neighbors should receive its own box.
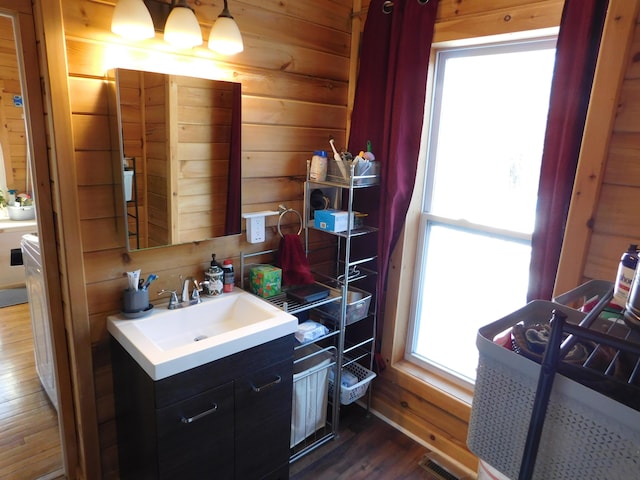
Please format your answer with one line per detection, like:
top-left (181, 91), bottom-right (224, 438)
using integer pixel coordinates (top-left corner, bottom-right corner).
top-left (405, 36), bottom-right (558, 388)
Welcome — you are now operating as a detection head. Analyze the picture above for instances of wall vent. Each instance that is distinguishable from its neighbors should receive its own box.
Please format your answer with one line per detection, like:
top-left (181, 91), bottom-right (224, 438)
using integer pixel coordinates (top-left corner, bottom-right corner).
top-left (418, 452), bottom-right (471, 480)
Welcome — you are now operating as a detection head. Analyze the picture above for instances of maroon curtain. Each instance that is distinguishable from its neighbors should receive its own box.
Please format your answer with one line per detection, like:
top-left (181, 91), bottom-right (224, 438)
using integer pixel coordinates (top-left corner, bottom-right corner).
top-left (348, 0), bottom-right (438, 347)
top-left (527, 0), bottom-right (609, 301)
top-left (225, 82), bottom-right (242, 235)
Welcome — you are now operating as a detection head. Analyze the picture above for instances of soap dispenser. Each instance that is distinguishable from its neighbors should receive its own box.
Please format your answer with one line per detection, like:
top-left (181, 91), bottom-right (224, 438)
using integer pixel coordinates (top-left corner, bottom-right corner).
top-left (204, 254), bottom-right (223, 296)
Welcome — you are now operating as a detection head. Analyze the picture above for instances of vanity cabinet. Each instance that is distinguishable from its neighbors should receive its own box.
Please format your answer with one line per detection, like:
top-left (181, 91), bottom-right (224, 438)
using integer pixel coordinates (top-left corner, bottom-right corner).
top-left (111, 334), bottom-right (294, 480)
top-left (156, 381), bottom-right (235, 479)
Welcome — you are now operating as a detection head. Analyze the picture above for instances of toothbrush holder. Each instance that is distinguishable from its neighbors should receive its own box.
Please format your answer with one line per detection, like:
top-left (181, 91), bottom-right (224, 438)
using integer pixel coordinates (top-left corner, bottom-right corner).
top-left (122, 288), bottom-right (149, 313)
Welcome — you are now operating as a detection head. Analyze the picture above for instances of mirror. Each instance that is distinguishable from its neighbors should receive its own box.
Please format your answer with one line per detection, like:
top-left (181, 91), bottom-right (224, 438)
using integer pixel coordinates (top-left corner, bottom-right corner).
top-left (108, 68), bottom-right (241, 251)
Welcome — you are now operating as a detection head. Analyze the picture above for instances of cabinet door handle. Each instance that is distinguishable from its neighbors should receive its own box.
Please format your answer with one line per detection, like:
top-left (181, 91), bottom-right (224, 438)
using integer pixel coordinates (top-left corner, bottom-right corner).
top-left (180, 403), bottom-right (218, 424)
top-left (250, 375), bottom-right (282, 393)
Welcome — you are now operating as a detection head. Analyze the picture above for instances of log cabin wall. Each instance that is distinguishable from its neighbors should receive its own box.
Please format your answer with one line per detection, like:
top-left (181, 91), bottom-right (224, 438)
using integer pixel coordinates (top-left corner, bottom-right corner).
top-left (60, 0), bottom-right (353, 476)
top-left (562, 2), bottom-right (640, 287)
top-left (32, 0), bottom-right (640, 477)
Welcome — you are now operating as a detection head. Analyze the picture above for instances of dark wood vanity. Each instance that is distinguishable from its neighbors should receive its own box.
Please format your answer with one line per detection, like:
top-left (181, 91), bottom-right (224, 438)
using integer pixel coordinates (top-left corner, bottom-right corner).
top-left (111, 334), bottom-right (294, 479)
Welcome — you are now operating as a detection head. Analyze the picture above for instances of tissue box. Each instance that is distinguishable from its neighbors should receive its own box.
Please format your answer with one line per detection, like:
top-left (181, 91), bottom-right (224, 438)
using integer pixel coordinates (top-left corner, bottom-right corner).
top-left (249, 265), bottom-right (282, 298)
top-left (314, 209), bottom-right (354, 233)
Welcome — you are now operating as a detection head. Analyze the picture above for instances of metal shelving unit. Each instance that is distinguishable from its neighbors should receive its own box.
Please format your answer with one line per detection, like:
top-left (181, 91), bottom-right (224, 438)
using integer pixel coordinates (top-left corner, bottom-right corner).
top-left (238, 162), bottom-right (379, 465)
top-left (303, 161), bottom-right (379, 428)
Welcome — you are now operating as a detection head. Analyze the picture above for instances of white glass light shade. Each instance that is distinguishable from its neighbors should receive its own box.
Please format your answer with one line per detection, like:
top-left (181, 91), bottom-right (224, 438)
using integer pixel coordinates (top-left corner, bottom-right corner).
top-left (208, 16), bottom-right (244, 55)
top-left (111, 0), bottom-right (155, 40)
top-left (164, 5), bottom-right (203, 48)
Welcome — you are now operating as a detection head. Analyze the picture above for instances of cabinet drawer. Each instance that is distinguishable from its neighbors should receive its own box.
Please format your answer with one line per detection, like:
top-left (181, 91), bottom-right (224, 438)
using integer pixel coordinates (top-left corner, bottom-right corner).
top-left (155, 334), bottom-right (294, 407)
top-left (235, 358), bottom-right (293, 479)
top-left (157, 381), bottom-right (234, 479)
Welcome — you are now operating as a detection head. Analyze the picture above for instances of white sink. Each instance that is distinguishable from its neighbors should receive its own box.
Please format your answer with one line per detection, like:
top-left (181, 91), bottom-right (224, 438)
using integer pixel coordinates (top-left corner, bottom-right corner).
top-left (107, 290), bottom-right (297, 380)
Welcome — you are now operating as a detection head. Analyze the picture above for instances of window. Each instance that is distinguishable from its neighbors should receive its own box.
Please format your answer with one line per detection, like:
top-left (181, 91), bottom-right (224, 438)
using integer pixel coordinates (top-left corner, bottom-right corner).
top-left (407, 38), bottom-right (557, 386)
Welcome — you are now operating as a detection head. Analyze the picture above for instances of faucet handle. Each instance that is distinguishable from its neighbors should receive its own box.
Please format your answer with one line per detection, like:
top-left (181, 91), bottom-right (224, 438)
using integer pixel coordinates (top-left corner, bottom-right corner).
top-left (191, 287), bottom-right (202, 303)
top-left (158, 289), bottom-right (180, 309)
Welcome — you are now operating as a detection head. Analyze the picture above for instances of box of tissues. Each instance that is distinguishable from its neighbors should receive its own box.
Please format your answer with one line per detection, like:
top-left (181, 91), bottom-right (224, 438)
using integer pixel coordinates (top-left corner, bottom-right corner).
top-left (249, 265), bottom-right (282, 298)
top-left (314, 209), bottom-right (354, 233)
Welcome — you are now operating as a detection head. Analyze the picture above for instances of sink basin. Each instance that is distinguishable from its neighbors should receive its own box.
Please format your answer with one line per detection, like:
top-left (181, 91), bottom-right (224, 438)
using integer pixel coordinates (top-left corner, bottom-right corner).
top-left (107, 290), bottom-right (297, 380)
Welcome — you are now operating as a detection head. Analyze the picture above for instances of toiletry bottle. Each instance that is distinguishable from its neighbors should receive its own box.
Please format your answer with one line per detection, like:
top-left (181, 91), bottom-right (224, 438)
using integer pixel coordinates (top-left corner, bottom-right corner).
top-left (204, 254), bottom-right (223, 295)
top-left (210, 253), bottom-right (222, 269)
top-left (613, 244), bottom-right (638, 308)
top-left (222, 259), bottom-right (234, 293)
top-left (310, 150), bottom-right (328, 181)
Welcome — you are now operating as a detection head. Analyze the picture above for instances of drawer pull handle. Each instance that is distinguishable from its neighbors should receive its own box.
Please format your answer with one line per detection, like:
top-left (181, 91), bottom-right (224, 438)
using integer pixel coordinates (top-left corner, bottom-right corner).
top-left (251, 375), bottom-right (282, 393)
top-left (181, 403), bottom-right (218, 424)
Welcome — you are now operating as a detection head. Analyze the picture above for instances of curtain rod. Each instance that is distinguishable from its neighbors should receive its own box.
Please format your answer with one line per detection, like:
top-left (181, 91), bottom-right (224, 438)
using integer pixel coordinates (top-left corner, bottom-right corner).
top-left (382, 0), bottom-right (430, 15)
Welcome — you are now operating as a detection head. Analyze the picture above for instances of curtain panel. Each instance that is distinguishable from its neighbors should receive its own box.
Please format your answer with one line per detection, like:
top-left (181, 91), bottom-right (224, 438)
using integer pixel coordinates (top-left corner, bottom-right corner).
top-left (348, 0), bottom-right (438, 348)
top-left (527, 0), bottom-right (609, 301)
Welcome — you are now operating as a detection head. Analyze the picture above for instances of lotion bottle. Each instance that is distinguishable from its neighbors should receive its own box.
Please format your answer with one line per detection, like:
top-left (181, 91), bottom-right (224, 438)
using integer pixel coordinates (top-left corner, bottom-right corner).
top-left (613, 244), bottom-right (639, 308)
top-left (204, 254), bottom-right (223, 295)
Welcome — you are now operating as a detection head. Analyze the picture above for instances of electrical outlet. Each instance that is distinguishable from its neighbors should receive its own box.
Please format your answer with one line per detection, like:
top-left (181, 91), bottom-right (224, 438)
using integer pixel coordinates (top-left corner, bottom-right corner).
top-left (242, 211), bottom-right (279, 244)
top-left (248, 216), bottom-right (265, 243)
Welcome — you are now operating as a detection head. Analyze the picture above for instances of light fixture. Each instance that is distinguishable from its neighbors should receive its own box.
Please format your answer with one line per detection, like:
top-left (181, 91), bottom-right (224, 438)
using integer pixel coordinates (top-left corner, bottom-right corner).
top-left (164, 0), bottom-right (203, 48)
top-left (111, 0), bottom-right (243, 55)
top-left (208, 0), bottom-right (244, 55)
top-left (111, 0), bottom-right (155, 41)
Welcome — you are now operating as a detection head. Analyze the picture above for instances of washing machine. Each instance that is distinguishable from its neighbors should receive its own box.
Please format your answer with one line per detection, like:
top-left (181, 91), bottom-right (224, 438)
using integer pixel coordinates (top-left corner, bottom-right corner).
top-left (21, 234), bottom-right (57, 412)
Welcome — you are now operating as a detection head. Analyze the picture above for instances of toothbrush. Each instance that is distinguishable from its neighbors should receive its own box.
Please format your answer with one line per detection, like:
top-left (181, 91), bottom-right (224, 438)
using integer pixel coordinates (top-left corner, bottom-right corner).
top-left (329, 138), bottom-right (349, 180)
top-left (142, 273), bottom-right (158, 290)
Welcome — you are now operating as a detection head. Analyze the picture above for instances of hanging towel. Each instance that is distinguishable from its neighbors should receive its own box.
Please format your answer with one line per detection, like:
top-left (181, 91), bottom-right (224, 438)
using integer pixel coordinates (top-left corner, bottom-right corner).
top-left (277, 234), bottom-right (315, 286)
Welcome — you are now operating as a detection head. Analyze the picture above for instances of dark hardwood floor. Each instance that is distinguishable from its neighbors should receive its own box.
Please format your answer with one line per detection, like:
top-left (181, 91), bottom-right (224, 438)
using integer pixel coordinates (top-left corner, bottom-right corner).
top-left (290, 403), bottom-right (459, 480)
top-left (0, 302), bottom-right (63, 479)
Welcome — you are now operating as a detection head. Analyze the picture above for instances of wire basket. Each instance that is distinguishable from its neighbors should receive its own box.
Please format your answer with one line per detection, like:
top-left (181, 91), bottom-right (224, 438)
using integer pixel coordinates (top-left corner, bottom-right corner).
top-left (328, 361), bottom-right (376, 405)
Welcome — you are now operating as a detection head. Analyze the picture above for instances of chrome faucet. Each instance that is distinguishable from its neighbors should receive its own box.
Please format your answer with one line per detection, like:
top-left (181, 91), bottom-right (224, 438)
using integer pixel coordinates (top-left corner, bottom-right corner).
top-left (157, 277), bottom-right (202, 310)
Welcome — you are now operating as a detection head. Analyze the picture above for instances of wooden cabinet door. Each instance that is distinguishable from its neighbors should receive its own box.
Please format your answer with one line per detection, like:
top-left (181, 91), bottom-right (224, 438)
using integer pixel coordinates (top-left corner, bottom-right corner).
top-left (156, 381), bottom-right (235, 479)
top-left (235, 358), bottom-right (293, 479)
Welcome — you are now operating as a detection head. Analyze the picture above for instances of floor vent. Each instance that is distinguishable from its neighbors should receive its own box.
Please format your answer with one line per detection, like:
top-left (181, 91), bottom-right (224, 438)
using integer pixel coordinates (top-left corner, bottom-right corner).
top-left (418, 452), bottom-right (470, 480)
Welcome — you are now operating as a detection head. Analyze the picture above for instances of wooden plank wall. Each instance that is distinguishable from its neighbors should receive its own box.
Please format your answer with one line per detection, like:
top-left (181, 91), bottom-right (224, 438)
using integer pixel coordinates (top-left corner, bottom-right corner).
top-left (60, 0), bottom-right (352, 476)
top-left (582, 11), bottom-right (640, 282)
top-left (0, 15), bottom-right (27, 195)
top-left (50, 0), bottom-right (640, 476)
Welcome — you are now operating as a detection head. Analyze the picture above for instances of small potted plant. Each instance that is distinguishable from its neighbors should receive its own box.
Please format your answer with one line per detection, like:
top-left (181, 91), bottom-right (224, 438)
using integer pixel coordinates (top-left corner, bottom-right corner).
top-left (8, 192), bottom-right (35, 220)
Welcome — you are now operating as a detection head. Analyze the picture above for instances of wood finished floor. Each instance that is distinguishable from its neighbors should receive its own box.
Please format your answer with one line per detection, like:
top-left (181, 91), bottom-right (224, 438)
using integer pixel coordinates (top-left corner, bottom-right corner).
top-left (0, 302), bottom-right (63, 480)
top-left (290, 403), bottom-right (446, 480)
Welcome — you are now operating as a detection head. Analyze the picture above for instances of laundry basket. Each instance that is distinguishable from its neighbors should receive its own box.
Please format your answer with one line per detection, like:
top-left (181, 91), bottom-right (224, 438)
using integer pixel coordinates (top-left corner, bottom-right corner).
top-left (467, 299), bottom-right (640, 480)
top-left (291, 344), bottom-right (333, 447)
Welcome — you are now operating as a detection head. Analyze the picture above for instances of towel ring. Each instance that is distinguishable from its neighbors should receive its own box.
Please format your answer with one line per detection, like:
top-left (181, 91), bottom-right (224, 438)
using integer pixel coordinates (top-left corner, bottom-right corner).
top-left (277, 205), bottom-right (302, 238)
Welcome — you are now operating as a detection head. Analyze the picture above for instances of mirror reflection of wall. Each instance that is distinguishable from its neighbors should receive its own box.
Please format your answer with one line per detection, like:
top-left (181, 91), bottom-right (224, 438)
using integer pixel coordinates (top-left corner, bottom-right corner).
top-left (110, 68), bottom-right (241, 251)
top-left (0, 14), bottom-right (29, 205)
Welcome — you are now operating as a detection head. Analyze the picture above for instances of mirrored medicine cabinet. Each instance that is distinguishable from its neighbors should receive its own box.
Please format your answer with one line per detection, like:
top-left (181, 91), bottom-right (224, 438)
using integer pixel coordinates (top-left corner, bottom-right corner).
top-left (107, 68), bottom-right (242, 251)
